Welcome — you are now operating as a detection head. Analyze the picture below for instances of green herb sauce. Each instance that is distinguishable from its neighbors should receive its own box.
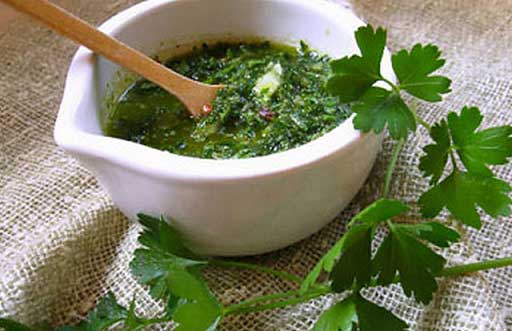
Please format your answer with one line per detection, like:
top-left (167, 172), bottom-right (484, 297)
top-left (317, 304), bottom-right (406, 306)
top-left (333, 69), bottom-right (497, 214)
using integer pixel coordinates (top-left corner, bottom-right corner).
top-left (104, 41), bottom-right (351, 159)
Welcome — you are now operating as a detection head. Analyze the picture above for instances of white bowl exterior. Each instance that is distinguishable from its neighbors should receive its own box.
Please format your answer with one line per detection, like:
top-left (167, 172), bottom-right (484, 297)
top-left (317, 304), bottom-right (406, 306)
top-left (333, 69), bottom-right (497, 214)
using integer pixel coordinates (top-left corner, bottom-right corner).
top-left (74, 132), bottom-right (379, 255)
top-left (55, 0), bottom-right (392, 256)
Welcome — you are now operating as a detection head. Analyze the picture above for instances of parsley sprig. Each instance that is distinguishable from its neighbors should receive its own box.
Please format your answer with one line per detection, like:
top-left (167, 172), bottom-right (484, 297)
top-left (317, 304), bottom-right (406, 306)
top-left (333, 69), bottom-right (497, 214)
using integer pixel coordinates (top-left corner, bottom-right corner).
top-left (419, 106), bottom-right (512, 228)
top-left (2, 24), bottom-right (512, 331)
top-left (326, 25), bottom-right (451, 140)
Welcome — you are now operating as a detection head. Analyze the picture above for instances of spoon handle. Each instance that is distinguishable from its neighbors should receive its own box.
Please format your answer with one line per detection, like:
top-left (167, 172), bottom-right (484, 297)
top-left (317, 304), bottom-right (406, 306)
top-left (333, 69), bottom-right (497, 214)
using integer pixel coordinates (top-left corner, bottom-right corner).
top-left (2, 0), bottom-right (215, 117)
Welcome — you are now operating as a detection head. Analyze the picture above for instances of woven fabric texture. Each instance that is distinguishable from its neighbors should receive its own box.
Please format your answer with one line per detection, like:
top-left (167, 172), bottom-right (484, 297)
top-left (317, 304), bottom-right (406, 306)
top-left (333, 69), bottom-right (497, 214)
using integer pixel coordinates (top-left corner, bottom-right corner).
top-left (0, 0), bottom-right (511, 330)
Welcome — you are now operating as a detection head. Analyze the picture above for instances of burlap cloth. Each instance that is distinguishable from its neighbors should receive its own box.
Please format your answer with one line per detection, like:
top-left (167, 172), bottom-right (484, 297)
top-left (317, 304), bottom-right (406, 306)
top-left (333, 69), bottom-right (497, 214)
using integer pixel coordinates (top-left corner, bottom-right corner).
top-left (1, 0), bottom-right (511, 330)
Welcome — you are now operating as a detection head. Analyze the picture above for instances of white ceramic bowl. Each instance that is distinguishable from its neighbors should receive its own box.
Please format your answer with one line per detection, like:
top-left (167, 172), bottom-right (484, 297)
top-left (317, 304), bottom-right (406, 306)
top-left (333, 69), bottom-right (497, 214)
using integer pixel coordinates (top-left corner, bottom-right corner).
top-left (54, 0), bottom-right (393, 256)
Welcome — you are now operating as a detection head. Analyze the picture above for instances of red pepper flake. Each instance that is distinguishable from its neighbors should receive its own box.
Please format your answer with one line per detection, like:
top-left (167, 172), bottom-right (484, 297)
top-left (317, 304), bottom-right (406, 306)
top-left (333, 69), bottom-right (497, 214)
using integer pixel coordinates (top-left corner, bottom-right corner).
top-left (202, 103), bottom-right (213, 115)
top-left (259, 108), bottom-right (276, 121)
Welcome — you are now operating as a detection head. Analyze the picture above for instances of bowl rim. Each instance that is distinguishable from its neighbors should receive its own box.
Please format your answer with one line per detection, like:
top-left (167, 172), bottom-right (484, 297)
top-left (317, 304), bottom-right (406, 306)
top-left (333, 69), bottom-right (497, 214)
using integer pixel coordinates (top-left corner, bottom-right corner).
top-left (54, 0), bottom-right (393, 182)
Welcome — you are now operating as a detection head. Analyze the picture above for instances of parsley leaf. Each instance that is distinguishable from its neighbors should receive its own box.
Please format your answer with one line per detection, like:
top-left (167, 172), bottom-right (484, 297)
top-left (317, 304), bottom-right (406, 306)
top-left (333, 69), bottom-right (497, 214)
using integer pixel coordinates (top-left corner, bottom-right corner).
top-left (301, 200), bottom-right (407, 292)
top-left (330, 199), bottom-right (409, 292)
top-left (83, 293), bottom-right (128, 330)
top-left (136, 214), bottom-right (199, 260)
top-left (419, 107), bottom-right (512, 228)
top-left (313, 296), bottom-right (356, 331)
top-left (130, 214), bottom-right (221, 331)
top-left (130, 214), bottom-right (206, 306)
top-left (168, 269), bottom-right (222, 331)
top-left (300, 233), bottom-right (347, 293)
top-left (420, 170), bottom-right (512, 228)
top-left (326, 69), bottom-right (378, 103)
top-left (448, 106), bottom-right (512, 176)
top-left (352, 294), bottom-right (408, 331)
top-left (329, 223), bottom-right (373, 292)
top-left (353, 24), bottom-right (387, 75)
top-left (401, 222), bottom-right (460, 248)
top-left (303, 199), bottom-right (408, 293)
top-left (419, 120), bottom-right (450, 184)
top-left (352, 87), bottom-right (416, 139)
top-left (58, 295), bottom-right (156, 331)
top-left (392, 44), bottom-right (451, 102)
top-left (313, 294), bottom-right (407, 331)
top-left (0, 319), bottom-right (54, 331)
top-left (351, 199), bottom-right (410, 225)
top-left (123, 300), bottom-right (142, 331)
top-left (327, 25), bottom-right (386, 102)
top-left (129, 247), bottom-right (205, 301)
top-left (0, 319), bottom-right (35, 331)
top-left (55, 293), bottom-right (129, 331)
top-left (372, 222), bottom-right (456, 303)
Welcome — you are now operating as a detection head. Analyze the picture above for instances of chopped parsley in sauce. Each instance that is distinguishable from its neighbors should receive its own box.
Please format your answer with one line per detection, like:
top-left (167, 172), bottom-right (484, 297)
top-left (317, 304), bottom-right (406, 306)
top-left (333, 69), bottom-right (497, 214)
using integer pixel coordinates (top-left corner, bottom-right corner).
top-left (105, 41), bottom-right (351, 159)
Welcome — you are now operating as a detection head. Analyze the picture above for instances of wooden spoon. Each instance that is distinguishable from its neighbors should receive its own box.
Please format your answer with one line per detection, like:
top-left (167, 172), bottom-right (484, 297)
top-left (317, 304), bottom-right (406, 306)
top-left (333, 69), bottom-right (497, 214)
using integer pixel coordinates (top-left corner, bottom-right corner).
top-left (2, 0), bottom-right (224, 117)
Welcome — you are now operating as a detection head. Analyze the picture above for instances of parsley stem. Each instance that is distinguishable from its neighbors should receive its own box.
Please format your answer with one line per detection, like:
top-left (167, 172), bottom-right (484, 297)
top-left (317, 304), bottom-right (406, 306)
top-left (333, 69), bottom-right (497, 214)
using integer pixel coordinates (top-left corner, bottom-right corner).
top-left (409, 100), bottom-right (431, 131)
top-left (223, 287), bottom-right (330, 316)
top-left (368, 257), bottom-right (512, 288)
top-left (439, 256), bottom-right (512, 277)
top-left (380, 76), bottom-right (401, 94)
top-left (449, 148), bottom-right (458, 170)
top-left (223, 289), bottom-right (303, 313)
top-left (416, 116), bottom-right (432, 132)
top-left (382, 138), bottom-right (405, 198)
top-left (210, 259), bottom-right (303, 285)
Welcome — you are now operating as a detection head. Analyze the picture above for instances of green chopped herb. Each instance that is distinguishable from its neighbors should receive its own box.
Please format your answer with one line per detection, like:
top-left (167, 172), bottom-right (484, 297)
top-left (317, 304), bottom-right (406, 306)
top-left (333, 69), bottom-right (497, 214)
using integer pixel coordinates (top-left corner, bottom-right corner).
top-left (105, 42), bottom-right (351, 159)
